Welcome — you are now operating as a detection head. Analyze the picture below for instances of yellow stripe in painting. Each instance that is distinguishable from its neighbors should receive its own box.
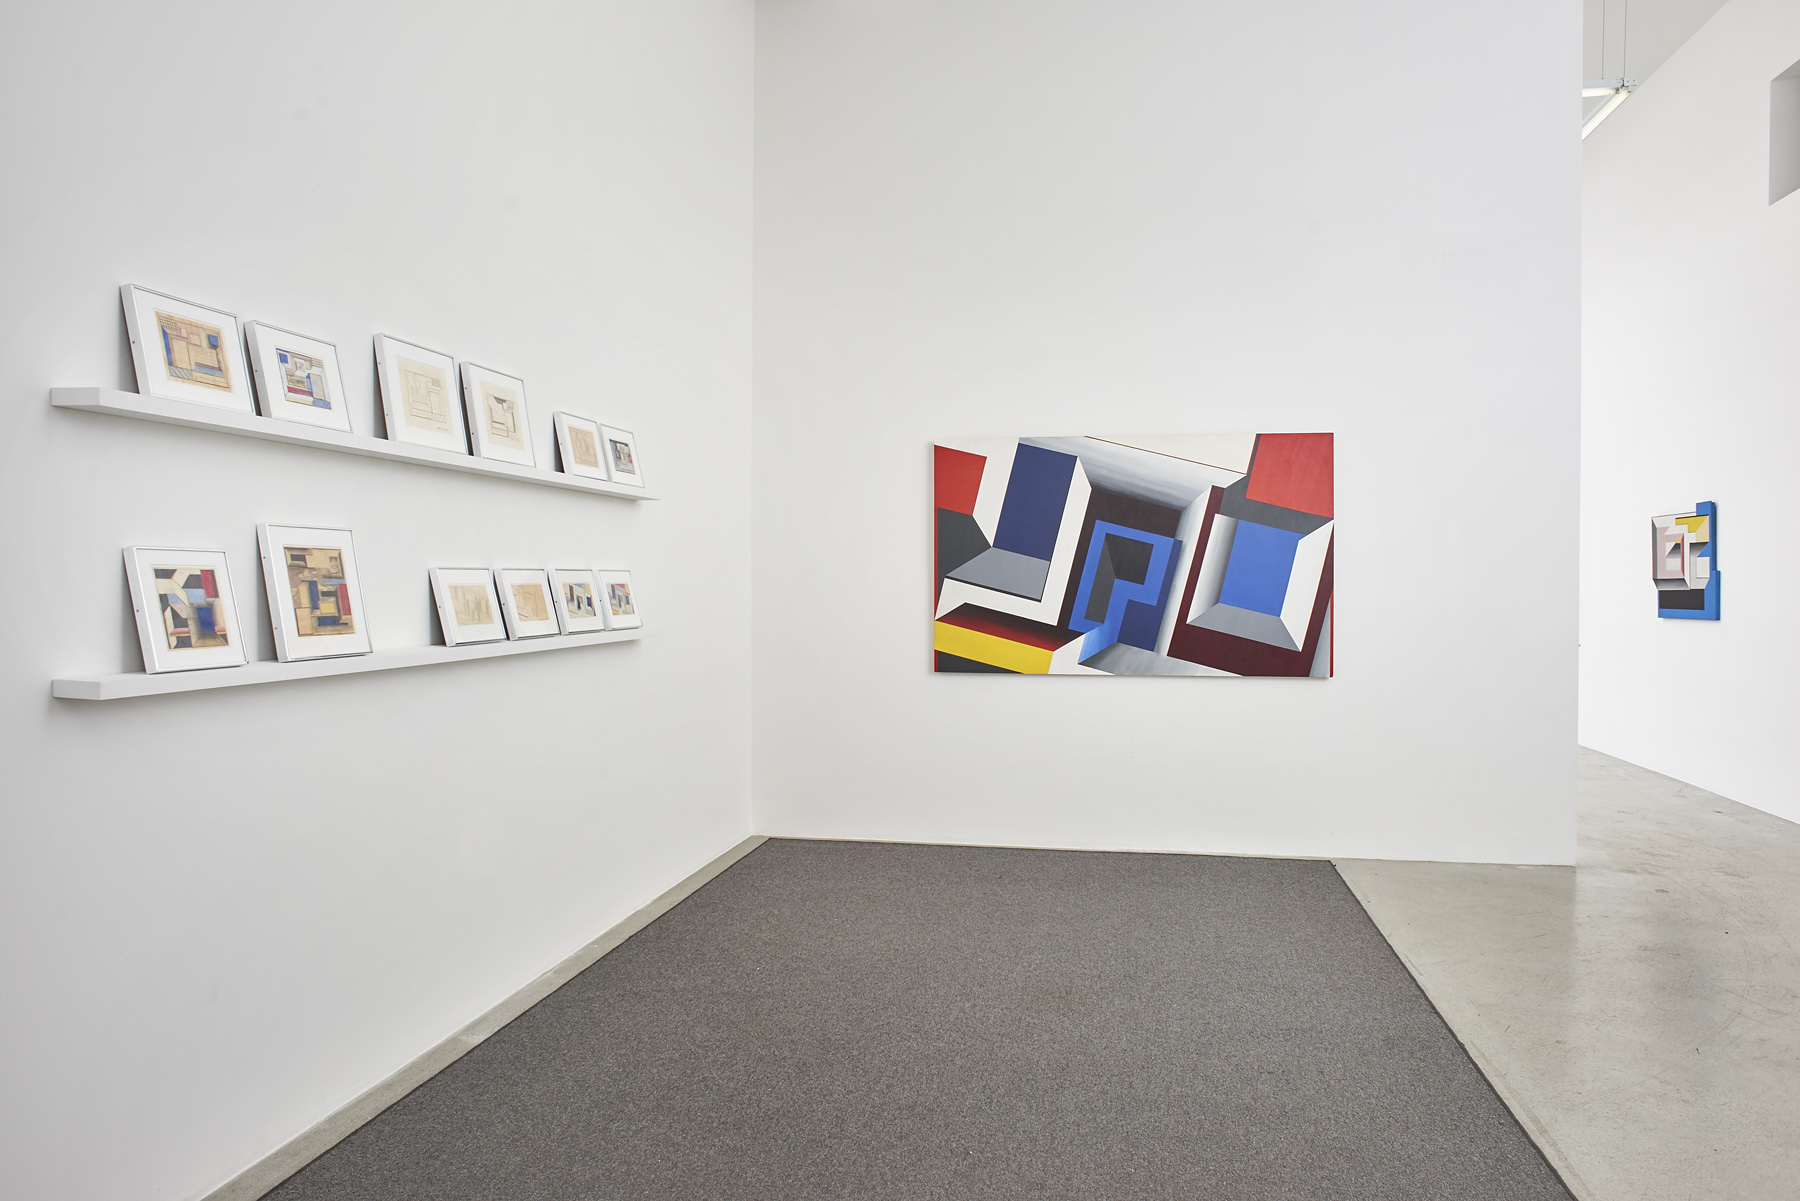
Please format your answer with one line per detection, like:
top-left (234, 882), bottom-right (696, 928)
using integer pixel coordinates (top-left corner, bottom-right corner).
top-left (934, 622), bottom-right (1053, 674)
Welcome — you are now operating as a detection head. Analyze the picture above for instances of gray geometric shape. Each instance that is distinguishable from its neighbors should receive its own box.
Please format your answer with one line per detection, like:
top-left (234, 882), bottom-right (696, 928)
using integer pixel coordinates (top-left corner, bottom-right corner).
top-left (1309, 602), bottom-right (1331, 678)
top-left (946, 547), bottom-right (1052, 601)
top-left (1218, 477), bottom-right (1332, 535)
top-left (1082, 642), bottom-right (1224, 676)
top-left (1190, 602), bottom-right (1302, 651)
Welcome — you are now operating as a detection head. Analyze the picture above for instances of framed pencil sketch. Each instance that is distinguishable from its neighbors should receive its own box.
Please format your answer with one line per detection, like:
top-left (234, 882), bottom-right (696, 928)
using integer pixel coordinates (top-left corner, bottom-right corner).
top-left (245, 322), bottom-right (351, 432)
top-left (374, 335), bottom-right (466, 454)
top-left (120, 286), bottom-right (254, 412)
top-left (462, 364), bottom-right (536, 467)
top-left (495, 568), bottom-right (559, 639)
top-left (256, 524), bottom-right (372, 661)
top-left (553, 413), bottom-right (608, 480)
top-left (430, 567), bottom-right (507, 645)
top-left (122, 547), bottom-right (248, 673)
top-left (549, 567), bottom-right (607, 633)
top-left (597, 570), bottom-right (642, 630)
top-left (599, 425), bottom-right (644, 488)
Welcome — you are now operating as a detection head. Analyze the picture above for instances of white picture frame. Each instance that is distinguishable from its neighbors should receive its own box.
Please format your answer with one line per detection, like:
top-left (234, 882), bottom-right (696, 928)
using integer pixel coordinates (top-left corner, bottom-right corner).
top-left (256, 524), bottom-right (372, 661)
top-left (122, 547), bottom-right (248, 673)
top-left (549, 567), bottom-right (607, 633)
top-left (245, 322), bottom-right (352, 433)
top-left (599, 425), bottom-right (644, 488)
top-left (374, 335), bottom-right (467, 454)
top-left (495, 567), bottom-right (560, 639)
top-left (429, 567), bottom-right (507, 646)
top-left (553, 412), bottom-right (608, 480)
top-left (462, 363), bottom-right (536, 467)
top-left (597, 570), bottom-right (642, 630)
top-left (120, 285), bottom-right (254, 412)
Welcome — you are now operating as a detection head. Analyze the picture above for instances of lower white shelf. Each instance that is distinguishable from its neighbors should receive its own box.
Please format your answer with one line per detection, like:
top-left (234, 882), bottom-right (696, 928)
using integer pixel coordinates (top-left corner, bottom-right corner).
top-left (53, 629), bottom-right (643, 701)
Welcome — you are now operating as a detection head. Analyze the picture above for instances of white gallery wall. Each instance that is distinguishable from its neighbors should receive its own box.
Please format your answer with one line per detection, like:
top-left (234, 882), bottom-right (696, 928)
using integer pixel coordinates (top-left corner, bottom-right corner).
top-left (0, 4), bottom-right (753, 1201)
top-left (752, 0), bottom-right (1582, 864)
top-left (1581, 0), bottom-right (1800, 822)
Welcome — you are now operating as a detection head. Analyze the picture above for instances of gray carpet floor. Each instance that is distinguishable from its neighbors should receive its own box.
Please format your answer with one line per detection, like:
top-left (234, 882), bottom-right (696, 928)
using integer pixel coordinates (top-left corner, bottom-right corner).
top-left (267, 840), bottom-right (1573, 1200)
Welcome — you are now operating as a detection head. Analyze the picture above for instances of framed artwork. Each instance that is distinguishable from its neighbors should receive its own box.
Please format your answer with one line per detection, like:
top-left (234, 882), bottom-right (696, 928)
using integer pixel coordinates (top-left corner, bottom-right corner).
top-left (549, 567), bottom-right (607, 633)
top-left (1653, 501), bottom-right (1719, 619)
top-left (462, 363), bottom-right (536, 467)
top-left (374, 335), bottom-right (467, 454)
top-left (256, 524), bottom-right (372, 661)
top-left (932, 434), bottom-right (1333, 676)
top-left (599, 425), bottom-right (644, 488)
top-left (245, 322), bottom-right (352, 433)
top-left (122, 547), bottom-right (247, 673)
top-left (120, 285), bottom-right (254, 412)
top-left (553, 413), bottom-right (608, 480)
top-left (495, 568), bottom-right (560, 639)
top-left (597, 570), bottom-right (642, 630)
top-left (429, 567), bottom-right (507, 645)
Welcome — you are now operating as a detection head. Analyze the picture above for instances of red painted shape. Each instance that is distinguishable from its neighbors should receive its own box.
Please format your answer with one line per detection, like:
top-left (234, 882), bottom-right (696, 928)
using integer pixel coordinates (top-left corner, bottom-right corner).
top-left (936, 604), bottom-right (1080, 651)
top-left (934, 446), bottom-right (986, 516)
top-left (1245, 433), bottom-right (1333, 518)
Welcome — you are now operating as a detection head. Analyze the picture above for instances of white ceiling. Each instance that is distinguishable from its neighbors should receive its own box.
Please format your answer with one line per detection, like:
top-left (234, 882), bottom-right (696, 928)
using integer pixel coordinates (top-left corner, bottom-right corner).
top-left (1584, 0), bottom-right (1730, 83)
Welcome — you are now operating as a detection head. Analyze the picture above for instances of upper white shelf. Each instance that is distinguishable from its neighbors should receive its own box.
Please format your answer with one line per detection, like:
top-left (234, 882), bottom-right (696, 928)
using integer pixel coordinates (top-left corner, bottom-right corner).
top-left (54, 628), bottom-right (643, 700)
top-left (50, 388), bottom-right (658, 501)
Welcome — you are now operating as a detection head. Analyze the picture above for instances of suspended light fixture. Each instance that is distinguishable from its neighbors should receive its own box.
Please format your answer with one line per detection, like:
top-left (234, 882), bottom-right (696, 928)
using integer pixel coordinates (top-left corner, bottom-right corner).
top-left (1582, 77), bottom-right (1637, 139)
top-left (1583, 0), bottom-right (1635, 139)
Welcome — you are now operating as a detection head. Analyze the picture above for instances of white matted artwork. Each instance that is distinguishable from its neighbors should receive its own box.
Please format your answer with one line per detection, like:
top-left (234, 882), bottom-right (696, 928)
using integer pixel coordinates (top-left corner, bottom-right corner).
top-left (120, 285), bottom-right (254, 412)
top-left (553, 413), bottom-right (608, 480)
top-left (597, 569), bottom-right (642, 630)
top-left (495, 568), bottom-right (559, 639)
top-left (430, 567), bottom-right (507, 645)
top-left (599, 425), bottom-right (644, 488)
top-left (256, 524), bottom-right (372, 661)
top-left (462, 364), bottom-right (535, 467)
top-left (122, 547), bottom-right (248, 673)
top-left (549, 567), bottom-right (606, 633)
top-left (374, 335), bottom-right (467, 454)
top-left (245, 322), bottom-right (351, 432)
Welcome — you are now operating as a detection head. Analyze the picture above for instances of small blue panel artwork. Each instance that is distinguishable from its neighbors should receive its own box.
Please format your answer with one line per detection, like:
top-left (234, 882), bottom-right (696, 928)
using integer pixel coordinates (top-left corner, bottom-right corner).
top-left (1218, 521), bottom-right (1303, 616)
top-left (992, 445), bottom-right (1078, 561)
top-left (1652, 500), bottom-right (1718, 621)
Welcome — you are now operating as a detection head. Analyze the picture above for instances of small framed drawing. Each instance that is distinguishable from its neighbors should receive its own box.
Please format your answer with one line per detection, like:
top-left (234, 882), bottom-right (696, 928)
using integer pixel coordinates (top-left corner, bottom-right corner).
top-left (462, 364), bottom-right (536, 467)
top-left (374, 335), bottom-right (467, 454)
top-left (123, 547), bottom-right (248, 673)
top-left (495, 568), bottom-right (560, 639)
top-left (256, 524), bottom-right (372, 661)
top-left (245, 323), bottom-right (351, 432)
top-left (549, 567), bottom-right (606, 633)
top-left (553, 413), bottom-right (607, 480)
top-left (599, 425), bottom-right (644, 488)
top-left (429, 567), bottom-right (507, 645)
top-left (120, 285), bottom-right (254, 412)
top-left (597, 570), bottom-right (642, 630)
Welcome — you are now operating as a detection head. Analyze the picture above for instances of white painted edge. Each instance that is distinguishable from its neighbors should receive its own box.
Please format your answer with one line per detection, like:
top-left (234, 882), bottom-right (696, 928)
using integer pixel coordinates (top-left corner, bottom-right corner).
top-left (1331, 862), bottom-right (1601, 1201)
top-left (49, 388), bottom-right (658, 501)
top-left (193, 834), bottom-right (769, 1201)
top-left (53, 630), bottom-right (644, 700)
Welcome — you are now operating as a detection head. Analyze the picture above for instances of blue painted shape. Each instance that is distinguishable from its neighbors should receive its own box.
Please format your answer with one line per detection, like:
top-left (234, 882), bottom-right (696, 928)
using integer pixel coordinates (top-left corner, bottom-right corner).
top-left (1068, 521), bottom-right (1180, 658)
top-left (992, 444), bottom-right (1078, 560)
top-left (307, 580), bottom-right (321, 609)
top-left (196, 606), bottom-right (216, 635)
top-left (1218, 521), bottom-right (1302, 616)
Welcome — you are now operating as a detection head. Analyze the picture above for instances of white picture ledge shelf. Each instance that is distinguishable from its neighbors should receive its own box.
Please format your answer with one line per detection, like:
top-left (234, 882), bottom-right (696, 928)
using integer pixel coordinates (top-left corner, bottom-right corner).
top-left (49, 388), bottom-right (658, 501)
top-left (53, 629), bottom-right (643, 701)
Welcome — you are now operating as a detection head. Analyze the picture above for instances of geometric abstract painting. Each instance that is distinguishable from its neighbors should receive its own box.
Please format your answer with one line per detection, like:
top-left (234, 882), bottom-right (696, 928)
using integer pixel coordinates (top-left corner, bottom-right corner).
top-left (934, 434), bottom-right (1333, 676)
top-left (1652, 501), bottom-right (1718, 620)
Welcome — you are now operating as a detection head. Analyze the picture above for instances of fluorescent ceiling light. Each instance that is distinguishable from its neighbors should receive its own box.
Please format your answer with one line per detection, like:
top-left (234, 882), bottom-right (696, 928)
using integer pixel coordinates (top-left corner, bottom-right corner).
top-left (1582, 77), bottom-right (1637, 139)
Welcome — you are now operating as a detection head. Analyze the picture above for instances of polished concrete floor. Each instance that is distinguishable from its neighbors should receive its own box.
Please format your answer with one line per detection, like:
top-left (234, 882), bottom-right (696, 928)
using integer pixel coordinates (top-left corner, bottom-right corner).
top-left (1337, 748), bottom-right (1800, 1201)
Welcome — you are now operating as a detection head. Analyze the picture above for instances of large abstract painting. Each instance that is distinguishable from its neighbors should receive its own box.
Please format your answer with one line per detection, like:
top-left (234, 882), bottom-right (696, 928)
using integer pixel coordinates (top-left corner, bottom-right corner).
top-left (1652, 502), bottom-right (1718, 619)
top-left (933, 434), bottom-right (1333, 676)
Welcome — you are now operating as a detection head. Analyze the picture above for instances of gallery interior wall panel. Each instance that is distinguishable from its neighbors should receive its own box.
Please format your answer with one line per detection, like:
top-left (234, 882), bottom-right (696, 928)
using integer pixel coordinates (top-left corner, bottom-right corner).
top-left (1579, 0), bottom-right (1800, 823)
top-left (751, 0), bottom-right (1581, 865)
top-left (0, 4), bottom-right (754, 1201)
